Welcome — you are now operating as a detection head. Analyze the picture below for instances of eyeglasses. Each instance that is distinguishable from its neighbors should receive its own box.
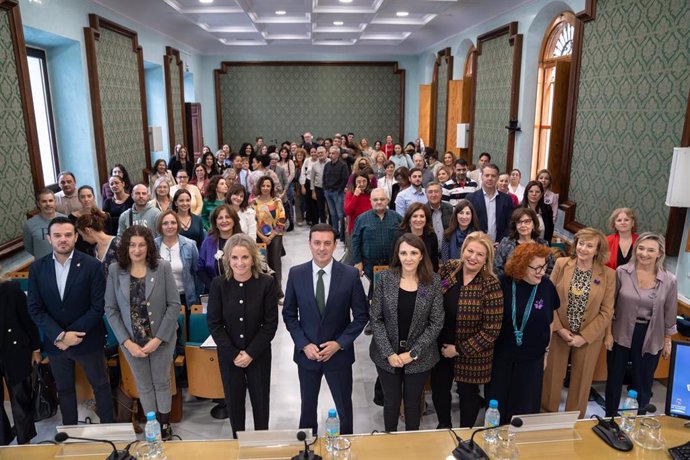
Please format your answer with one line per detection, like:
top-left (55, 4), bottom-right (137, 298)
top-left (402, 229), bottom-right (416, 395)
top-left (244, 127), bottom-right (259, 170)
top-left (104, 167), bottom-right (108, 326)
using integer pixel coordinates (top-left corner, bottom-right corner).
top-left (528, 264), bottom-right (548, 273)
top-left (517, 219), bottom-right (533, 226)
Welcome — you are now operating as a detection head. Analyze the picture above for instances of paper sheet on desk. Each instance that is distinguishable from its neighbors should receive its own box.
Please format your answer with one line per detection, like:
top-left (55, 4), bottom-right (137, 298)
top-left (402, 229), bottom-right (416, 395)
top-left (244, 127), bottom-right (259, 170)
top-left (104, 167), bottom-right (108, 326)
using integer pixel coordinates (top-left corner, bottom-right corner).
top-left (200, 335), bottom-right (216, 349)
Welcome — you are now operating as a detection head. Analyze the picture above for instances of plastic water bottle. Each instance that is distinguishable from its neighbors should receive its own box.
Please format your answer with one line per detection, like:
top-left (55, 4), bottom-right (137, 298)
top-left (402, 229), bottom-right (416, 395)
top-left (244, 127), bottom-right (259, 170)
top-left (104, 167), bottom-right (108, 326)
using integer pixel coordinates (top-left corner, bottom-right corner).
top-left (324, 408), bottom-right (340, 453)
top-left (484, 399), bottom-right (501, 446)
top-left (144, 411), bottom-right (163, 456)
top-left (619, 389), bottom-right (639, 434)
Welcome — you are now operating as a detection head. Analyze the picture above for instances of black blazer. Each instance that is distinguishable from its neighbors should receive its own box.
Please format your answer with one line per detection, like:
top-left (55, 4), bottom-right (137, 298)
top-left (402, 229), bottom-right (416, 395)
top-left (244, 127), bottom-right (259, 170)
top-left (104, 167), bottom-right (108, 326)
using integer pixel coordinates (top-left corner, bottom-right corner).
top-left (207, 273), bottom-right (279, 360)
top-left (466, 189), bottom-right (515, 241)
top-left (0, 281), bottom-right (41, 385)
top-left (426, 201), bottom-right (454, 230)
top-left (28, 251), bottom-right (107, 356)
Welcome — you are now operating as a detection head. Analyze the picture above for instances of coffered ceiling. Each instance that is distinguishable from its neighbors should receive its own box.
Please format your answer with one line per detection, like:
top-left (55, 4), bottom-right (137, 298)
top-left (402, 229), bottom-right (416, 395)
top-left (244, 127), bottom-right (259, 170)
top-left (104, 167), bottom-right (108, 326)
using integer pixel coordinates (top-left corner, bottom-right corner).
top-left (92, 0), bottom-right (531, 55)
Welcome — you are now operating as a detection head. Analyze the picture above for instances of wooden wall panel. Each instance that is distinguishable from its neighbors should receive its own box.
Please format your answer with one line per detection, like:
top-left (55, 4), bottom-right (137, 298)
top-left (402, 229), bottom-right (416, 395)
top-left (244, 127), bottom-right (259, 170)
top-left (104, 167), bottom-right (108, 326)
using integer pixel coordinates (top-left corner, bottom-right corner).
top-left (418, 84), bottom-right (432, 145)
top-left (445, 79), bottom-right (463, 157)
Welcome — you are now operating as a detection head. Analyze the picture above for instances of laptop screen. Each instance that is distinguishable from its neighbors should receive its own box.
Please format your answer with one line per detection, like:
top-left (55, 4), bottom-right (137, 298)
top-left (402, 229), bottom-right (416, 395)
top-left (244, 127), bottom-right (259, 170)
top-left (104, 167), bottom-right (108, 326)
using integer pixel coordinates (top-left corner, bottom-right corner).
top-left (666, 340), bottom-right (690, 420)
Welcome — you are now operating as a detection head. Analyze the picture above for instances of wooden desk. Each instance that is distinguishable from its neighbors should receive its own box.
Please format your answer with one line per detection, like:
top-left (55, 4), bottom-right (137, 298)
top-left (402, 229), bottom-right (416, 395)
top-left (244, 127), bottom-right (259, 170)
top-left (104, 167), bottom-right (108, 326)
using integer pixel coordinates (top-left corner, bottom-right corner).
top-left (0, 416), bottom-right (687, 459)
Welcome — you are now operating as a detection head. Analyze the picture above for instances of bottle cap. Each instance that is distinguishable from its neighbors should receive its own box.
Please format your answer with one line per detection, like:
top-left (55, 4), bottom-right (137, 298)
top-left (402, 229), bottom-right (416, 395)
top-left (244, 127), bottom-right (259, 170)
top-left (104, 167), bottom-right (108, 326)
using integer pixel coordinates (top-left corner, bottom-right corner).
top-left (328, 408), bottom-right (337, 417)
top-left (146, 411), bottom-right (156, 421)
top-left (628, 389), bottom-right (638, 399)
top-left (489, 399), bottom-right (498, 409)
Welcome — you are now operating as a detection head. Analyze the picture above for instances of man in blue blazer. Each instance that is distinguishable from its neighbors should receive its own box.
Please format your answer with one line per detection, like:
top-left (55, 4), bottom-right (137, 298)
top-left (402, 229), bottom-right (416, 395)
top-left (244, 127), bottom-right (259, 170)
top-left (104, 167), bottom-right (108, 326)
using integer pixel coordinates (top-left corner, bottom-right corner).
top-left (282, 224), bottom-right (368, 435)
top-left (466, 163), bottom-right (515, 242)
top-left (27, 217), bottom-right (113, 425)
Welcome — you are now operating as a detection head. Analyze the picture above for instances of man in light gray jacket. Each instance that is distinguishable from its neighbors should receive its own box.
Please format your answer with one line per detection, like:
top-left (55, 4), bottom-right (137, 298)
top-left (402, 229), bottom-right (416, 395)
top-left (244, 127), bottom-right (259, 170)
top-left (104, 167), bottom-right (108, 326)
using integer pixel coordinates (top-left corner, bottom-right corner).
top-left (118, 183), bottom-right (161, 237)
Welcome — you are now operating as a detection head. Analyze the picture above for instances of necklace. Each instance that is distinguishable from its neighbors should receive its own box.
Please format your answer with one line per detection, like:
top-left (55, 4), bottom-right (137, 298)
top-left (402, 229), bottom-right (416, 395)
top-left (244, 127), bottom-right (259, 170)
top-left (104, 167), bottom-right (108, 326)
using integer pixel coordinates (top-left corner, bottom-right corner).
top-left (179, 214), bottom-right (191, 230)
top-left (512, 281), bottom-right (538, 346)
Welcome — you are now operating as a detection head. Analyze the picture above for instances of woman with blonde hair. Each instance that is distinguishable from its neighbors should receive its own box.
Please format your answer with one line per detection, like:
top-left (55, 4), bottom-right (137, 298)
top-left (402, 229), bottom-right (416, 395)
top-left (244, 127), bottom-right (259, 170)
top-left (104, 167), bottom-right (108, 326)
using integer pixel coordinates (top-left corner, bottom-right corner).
top-left (604, 232), bottom-right (677, 416)
top-left (542, 227), bottom-right (615, 418)
top-left (605, 207), bottom-right (638, 269)
top-left (432, 231), bottom-right (503, 428)
top-left (207, 233), bottom-right (278, 438)
top-left (150, 177), bottom-right (172, 213)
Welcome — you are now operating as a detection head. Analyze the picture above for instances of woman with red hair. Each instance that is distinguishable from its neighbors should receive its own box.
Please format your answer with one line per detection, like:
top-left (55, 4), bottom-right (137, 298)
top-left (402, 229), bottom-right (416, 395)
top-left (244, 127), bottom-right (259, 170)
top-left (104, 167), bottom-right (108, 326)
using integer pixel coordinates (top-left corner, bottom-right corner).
top-left (486, 243), bottom-right (560, 424)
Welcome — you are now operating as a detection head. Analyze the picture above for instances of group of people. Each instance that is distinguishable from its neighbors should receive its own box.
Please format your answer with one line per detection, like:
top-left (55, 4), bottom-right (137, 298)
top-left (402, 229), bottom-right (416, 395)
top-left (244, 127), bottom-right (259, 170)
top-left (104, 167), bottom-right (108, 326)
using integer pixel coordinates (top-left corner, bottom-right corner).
top-left (1, 131), bottom-right (677, 445)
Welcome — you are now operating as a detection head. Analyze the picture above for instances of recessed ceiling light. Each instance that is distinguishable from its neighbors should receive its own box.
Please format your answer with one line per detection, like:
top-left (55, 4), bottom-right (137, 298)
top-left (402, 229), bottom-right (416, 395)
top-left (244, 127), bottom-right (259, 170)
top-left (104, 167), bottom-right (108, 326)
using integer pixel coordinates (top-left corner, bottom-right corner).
top-left (339, 0), bottom-right (353, 3)
top-left (333, 21), bottom-right (344, 25)
top-left (396, 11), bottom-right (409, 17)
top-left (199, 0), bottom-right (213, 4)
top-left (275, 10), bottom-right (286, 15)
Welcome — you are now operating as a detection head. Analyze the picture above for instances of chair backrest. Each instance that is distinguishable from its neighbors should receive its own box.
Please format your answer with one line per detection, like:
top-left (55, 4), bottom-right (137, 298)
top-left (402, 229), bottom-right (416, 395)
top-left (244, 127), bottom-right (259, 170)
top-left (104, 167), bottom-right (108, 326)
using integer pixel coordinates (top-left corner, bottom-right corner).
top-left (177, 305), bottom-right (187, 346)
top-left (188, 313), bottom-right (210, 344)
top-left (373, 265), bottom-right (389, 292)
top-left (185, 346), bottom-right (224, 399)
top-left (190, 304), bottom-right (203, 314)
top-left (257, 242), bottom-right (268, 260)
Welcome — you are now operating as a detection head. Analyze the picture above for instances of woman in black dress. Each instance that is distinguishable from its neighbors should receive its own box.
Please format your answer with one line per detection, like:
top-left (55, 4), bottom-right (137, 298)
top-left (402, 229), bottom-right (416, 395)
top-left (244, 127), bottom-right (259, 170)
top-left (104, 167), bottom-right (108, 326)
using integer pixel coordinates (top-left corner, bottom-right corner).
top-left (486, 243), bottom-right (560, 424)
top-left (102, 175), bottom-right (133, 236)
top-left (0, 272), bottom-right (41, 445)
top-left (207, 233), bottom-right (278, 438)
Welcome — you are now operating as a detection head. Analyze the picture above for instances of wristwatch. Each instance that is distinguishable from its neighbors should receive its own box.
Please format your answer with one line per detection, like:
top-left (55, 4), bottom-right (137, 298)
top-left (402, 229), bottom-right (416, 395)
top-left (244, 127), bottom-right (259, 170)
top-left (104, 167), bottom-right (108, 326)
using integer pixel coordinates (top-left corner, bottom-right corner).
top-left (409, 349), bottom-right (419, 361)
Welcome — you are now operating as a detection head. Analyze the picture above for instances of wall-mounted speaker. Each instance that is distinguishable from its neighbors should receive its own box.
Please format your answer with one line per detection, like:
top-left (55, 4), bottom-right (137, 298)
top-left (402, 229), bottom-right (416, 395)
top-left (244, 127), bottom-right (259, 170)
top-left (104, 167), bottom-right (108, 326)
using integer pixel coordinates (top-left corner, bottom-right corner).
top-left (456, 123), bottom-right (470, 149)
top-left (149, 126), bottom-right (163, 152)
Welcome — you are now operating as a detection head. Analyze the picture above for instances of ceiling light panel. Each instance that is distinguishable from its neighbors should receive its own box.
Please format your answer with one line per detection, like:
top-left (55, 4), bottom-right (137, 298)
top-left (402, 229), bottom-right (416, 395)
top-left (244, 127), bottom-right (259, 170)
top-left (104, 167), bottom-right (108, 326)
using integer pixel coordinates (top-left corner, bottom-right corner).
top-left (312, 0), bottom-right (383, 14)
top-left (163, 0), bottom-right (243, 14)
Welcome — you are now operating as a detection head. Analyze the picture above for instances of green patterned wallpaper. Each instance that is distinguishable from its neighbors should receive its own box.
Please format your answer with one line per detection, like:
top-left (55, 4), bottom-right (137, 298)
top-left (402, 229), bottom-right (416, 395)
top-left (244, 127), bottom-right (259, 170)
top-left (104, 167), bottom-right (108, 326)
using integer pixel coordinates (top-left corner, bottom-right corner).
top-left (435, 58), bottom-right (449, 153)
top-left (95, 28), bottom-right (147, 178)
top-left (0, 10), bottom-right (36, 246)
top-left (218, 64), bottom-right (402, 145)
top-left (473, 36), bottom-right (514, 170)
top-left (168, 54), bottom-right (184, 147)
top-left (570, 0), bottom-right (690, 233)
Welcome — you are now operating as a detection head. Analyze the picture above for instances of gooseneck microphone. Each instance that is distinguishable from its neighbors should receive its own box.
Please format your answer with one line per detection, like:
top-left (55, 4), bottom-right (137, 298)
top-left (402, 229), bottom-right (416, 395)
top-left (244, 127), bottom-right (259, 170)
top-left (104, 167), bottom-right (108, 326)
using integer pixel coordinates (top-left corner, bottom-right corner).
top-left (291, 430), bottom-right (322, 460)
top-left (592, 403), bottom-right (657, 452)
top-left (452, 418), bottom-right (523, 460)
top-left (54, 432), bottom-right (134, 460)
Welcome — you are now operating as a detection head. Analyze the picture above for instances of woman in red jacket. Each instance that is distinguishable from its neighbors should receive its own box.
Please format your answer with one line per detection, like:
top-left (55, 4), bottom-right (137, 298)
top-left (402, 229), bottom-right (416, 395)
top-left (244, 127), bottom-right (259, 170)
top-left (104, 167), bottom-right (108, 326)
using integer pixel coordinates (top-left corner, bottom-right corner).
top-left (344, 171), bottom-right (373, 235)
top-left (605, 207), bottom-right (638, 269)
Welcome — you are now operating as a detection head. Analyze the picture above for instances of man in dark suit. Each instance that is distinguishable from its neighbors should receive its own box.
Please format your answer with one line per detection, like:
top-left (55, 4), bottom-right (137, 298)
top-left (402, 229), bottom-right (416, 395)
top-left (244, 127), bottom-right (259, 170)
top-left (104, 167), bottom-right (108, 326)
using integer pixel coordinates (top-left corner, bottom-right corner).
top-left (282, 223), bottom-right (369, 435)
top-left (27, 216), bottom-right (113, 425)
top-left (466, 163), bottom-right (515, 242)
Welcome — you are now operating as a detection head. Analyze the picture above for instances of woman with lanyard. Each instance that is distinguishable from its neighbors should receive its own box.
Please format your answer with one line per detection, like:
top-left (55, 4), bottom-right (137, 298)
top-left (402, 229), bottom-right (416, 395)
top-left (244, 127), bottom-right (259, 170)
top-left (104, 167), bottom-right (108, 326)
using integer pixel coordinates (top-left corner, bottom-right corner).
top-left (432, 231), bottom-right (503, 428)
top-left (486, 243), bottom-right (559, 424)
top-left (604, 232), bottom-right (677, 416)
top-left (197, 204), bottom-right (242, 293)
top-left (154, 210), bottom-right (200, 315)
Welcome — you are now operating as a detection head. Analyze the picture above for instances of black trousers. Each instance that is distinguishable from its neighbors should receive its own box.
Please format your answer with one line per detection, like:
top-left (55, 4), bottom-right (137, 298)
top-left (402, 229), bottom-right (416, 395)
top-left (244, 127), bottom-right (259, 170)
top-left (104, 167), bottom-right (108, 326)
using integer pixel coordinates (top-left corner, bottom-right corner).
top-left (376, 366), bottom-right (429, 432)
top-left (430, 355), bottom-right (456, 428)
top-left (303, 179), bottom-right (317, 224)
top-left (457, 382), bottom-right (482, 428)
top-left (485, 355), bottom-right (544, 425)
top-left (265, 236), bottom-right (283, 297)
top-left (314, 187), bottom-right (328, 224)
top-left (297, 365), bottom-right (353, 436)
top-left (49, 350), bottom-right (113, 425)
top-left (0, 363), bottom-right (35, 445)
top-left (218, 348), bottom-right (271, 438)
top-left (604, 322), bottom-right (660, 417)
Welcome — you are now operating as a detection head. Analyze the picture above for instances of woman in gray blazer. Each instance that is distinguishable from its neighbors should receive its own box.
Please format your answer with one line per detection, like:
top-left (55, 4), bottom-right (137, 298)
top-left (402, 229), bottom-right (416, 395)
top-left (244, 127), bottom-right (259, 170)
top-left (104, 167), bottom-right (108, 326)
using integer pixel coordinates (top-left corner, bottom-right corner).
top-left (369, 233), bottom-right (444, 431)
top-left (105, 225), bottom-right (180, 440)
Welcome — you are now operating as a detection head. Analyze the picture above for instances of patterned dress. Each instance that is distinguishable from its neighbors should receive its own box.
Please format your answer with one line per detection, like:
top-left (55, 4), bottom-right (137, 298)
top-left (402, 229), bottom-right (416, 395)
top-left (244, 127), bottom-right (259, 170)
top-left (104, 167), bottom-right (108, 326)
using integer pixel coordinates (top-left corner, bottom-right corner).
top-left (129, 276), bottom-right (153, 347)
top-left (439, 260), bottom-right (504, 384)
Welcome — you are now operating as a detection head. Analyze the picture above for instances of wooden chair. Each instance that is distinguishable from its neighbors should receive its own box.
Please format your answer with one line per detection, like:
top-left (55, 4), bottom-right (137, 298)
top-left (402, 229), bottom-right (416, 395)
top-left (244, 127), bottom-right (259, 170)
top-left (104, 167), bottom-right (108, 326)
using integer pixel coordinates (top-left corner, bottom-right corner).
top-left (185, 345), bottom-right (224, 399)
top-left (372, 265), bottom-right (389, 293)
top-left (187, 313), bottom-right (210, 345)
top-left (190, 304), bottom-right (203, 314)
top-left (257, 242), bottom-right (268, 260)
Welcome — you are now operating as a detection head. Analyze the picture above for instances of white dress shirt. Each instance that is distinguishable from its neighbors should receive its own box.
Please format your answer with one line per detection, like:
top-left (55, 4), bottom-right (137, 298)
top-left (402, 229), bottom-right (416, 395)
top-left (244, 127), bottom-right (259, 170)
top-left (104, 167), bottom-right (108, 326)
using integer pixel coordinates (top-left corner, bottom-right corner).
top-left (53, 250), bottom-right (75, 300)
top-left (483, 189), bottom-right (498, 242)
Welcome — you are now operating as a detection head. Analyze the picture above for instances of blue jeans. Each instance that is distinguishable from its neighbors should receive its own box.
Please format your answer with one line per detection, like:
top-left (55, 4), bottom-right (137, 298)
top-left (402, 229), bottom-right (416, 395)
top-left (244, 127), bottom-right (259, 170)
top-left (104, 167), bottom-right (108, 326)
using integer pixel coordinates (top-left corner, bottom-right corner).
top-left (324, 190), bottom-right (344, 238)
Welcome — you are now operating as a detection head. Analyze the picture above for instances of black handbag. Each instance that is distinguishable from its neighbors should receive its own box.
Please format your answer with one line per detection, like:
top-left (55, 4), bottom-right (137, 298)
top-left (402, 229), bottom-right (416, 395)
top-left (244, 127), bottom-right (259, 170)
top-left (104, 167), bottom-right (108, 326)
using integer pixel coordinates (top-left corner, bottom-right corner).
top-left (32, 363), bottom-right (58, 421)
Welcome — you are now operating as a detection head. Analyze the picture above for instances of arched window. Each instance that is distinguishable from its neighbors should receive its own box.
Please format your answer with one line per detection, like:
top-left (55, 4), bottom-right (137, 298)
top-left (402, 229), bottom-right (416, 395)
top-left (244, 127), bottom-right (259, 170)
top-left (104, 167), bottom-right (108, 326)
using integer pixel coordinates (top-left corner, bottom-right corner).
top-left (531, 13), bottom-right (575, 191)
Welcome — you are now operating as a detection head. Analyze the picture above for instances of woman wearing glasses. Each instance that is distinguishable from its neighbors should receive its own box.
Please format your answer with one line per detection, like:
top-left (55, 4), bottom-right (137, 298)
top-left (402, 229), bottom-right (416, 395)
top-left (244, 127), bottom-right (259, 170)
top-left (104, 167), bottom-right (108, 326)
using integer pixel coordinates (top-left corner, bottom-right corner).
top-left (154, 210), bottom-right (200, 310)
top-left (493, 208), bottom-right (554, 278)
top-left (486, 243), bottom-right (560, 424)
top-left (171, 169), bottom-right (203, 216)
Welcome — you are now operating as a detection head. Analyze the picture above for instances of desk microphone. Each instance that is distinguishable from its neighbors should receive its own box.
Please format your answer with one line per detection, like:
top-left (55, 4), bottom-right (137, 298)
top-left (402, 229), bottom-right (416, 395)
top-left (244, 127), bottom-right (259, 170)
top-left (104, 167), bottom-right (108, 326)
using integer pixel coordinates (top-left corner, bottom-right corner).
top-left (291, 430), bottom-right (322, 460)
top-left (54, 432), bottom-right (134, 460)
top-left (592, 403), bottom-right (656, 452)
top-left (452, 417), bottom-right (523, 460)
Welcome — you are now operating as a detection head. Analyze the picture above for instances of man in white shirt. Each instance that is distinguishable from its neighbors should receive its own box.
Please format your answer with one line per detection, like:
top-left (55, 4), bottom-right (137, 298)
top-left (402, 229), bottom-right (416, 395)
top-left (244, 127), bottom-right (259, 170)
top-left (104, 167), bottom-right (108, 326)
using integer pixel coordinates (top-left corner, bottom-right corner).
top-left (54, 172), bottom-right (80, 215)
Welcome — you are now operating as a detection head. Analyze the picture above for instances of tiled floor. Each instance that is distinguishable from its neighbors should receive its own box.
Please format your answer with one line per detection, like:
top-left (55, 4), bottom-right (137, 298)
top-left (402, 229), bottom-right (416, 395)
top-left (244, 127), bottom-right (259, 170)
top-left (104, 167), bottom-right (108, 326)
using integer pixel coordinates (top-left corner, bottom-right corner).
top-left (6, 225), bottom-right (670, 443)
